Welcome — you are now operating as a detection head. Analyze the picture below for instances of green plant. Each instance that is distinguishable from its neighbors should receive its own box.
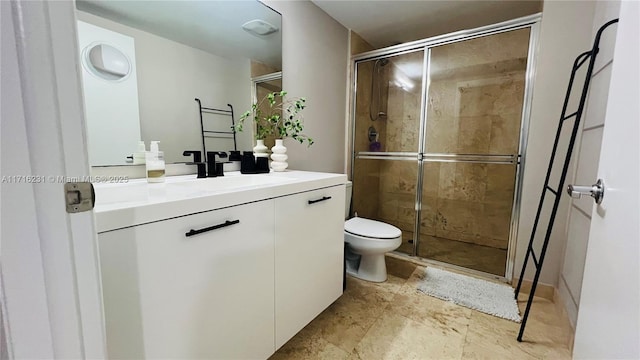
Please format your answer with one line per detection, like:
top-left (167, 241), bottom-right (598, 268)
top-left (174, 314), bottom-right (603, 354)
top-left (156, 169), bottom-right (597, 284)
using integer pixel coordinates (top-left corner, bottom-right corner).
top-left (235, 91), bottom-right (314, 147)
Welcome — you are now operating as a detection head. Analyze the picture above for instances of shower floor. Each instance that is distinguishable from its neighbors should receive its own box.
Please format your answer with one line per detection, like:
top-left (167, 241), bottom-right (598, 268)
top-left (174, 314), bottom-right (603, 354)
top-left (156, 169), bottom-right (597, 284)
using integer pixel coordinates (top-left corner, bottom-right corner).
top-left (396, 235), bottom-right (507, 276)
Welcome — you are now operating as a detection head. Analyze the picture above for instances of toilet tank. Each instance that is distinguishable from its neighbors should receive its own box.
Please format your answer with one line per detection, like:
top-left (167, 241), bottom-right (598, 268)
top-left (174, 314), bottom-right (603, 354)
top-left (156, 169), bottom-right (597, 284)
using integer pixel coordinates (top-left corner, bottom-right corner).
top-left (345, 181), bottom-right (352, 219)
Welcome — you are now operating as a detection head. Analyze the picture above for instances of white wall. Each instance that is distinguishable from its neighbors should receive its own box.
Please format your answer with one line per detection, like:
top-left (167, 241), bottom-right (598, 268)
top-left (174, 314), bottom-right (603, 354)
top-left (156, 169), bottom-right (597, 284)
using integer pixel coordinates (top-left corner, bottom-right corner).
top-left (558, 0), bottom-right (620, 328)
top-left (261, 1), bottom-right (349, 173)
top-left (515, 0), bottom-right (596, 286)
top-left (77, 11), bottom-right (253, 164)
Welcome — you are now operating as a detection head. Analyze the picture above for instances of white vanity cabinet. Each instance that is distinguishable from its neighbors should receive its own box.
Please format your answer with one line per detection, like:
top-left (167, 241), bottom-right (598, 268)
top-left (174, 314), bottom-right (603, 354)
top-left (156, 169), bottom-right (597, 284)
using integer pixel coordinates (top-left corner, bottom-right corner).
top-left (94, 171), bottom-right (348, 359)
top-left (98, 200), bottom-right (275, 359)
top-left (274, 185), bottom-right (345, 348)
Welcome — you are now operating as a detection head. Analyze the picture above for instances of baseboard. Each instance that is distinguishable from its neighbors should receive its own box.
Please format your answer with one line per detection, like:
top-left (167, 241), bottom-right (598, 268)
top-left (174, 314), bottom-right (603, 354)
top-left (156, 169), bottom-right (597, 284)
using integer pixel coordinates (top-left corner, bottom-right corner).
top-left (511, 278), bottom-right (555, 301)
top-left (514, 279), bottom-right (575, 352)
top-left (554, 283), bottom-right (577, 353)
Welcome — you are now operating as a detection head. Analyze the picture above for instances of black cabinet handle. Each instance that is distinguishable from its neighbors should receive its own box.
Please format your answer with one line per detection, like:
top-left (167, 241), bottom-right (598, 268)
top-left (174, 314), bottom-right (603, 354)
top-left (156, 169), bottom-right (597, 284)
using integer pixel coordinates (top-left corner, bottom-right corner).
top-left (185, 219), bottom-right (240, 237)
top-left (308, 196), bottom-right (332, 205)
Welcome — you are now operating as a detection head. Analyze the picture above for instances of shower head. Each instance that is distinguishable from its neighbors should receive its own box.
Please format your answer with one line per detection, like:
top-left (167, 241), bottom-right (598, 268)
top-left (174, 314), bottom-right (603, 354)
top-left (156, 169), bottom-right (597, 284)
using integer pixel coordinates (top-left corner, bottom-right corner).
top-left (370, 58), bottom-right (389, 121)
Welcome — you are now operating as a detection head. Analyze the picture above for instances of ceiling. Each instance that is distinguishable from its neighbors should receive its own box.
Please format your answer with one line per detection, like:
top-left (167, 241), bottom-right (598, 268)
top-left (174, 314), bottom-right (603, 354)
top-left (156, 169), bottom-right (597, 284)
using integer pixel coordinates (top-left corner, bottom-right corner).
top-left (312, 0), bottom-right (542, 49)
top-left (76, 0), bottom-right (282, 68)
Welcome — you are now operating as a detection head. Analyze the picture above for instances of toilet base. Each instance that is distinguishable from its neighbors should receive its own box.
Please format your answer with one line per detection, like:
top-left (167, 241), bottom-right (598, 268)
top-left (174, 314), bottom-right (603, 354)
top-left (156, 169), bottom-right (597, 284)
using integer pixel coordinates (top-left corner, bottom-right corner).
top-left (346, 254), bottom-right (388, 282)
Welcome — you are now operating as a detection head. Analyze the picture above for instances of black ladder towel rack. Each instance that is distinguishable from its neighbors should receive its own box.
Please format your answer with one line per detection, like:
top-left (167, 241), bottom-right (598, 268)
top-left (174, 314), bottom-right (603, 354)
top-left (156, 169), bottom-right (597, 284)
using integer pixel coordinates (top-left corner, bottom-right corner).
top-left (194, 98), bottom-right (237, 155)
top-left (514, 19), bottom-right (618, 342)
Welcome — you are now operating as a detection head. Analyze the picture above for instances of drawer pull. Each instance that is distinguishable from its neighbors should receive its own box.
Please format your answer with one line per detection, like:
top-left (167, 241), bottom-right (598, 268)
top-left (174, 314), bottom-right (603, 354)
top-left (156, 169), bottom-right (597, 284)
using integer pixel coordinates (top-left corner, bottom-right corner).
top-left (185, 219), bottom-right (240, 237)
top-left (308, 196), bottom-right (332, 205)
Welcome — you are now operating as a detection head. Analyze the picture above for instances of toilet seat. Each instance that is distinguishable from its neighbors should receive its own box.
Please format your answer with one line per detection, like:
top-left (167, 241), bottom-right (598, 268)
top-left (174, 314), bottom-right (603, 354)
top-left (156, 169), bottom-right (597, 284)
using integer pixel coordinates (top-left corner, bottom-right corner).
top-left (344, 217), bottom-right (401, 239)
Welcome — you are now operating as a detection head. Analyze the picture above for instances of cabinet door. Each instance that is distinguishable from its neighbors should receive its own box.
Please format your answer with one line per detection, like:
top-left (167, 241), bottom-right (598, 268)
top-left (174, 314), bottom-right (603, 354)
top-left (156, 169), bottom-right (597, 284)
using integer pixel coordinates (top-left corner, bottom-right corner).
top-left (274, 185), bottom-right (345, 349)
top-left (99, 200), bottom-right (275, 359)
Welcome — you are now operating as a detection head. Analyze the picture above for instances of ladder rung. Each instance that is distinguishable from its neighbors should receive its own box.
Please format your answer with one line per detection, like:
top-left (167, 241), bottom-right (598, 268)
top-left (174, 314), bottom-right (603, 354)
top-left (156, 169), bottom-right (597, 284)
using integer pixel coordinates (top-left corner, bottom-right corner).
top-left (201, 107), bottom-right (233, 113)
top-left (531, 250), bottom-right (539, 269)
top-left (576, 51), bottom-right (592, 68)
top-left (204, 130), bottom-right (235, 134)
top-left (546, 186), bottom-right (558, 195)
top-left (204, 134), bottom-right (234, 138)
top-left (562, 111), bottom-right (578, 121)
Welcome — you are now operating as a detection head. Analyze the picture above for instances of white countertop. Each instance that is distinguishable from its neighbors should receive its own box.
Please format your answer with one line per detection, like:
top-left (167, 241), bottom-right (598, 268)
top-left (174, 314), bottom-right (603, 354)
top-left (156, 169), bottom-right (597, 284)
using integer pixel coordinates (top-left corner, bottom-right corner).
top-left (93, 170), bottom-right (348, 233)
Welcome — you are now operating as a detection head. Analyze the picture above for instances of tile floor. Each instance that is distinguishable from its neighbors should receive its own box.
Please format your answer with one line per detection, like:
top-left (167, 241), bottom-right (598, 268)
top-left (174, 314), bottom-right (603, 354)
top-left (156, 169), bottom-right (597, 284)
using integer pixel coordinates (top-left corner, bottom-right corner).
top-left (270, 257), bottom-right (572, 360)
top-left (396, 236), bottom-right (507, 276)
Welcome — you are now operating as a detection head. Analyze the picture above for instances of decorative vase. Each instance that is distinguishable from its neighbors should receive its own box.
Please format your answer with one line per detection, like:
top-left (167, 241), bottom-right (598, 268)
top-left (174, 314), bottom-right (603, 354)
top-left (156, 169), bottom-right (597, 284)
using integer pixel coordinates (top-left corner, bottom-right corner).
top-left (253, 139), bottom-right (269, 158)
top-left (270, 139), bottom-right (288, 172)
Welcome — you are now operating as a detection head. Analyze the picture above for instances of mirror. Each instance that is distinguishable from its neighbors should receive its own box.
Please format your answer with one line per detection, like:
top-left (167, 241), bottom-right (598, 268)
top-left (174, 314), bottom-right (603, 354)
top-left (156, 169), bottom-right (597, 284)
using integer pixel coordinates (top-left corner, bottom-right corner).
top-left (75, 0), bottom-right (282, 166)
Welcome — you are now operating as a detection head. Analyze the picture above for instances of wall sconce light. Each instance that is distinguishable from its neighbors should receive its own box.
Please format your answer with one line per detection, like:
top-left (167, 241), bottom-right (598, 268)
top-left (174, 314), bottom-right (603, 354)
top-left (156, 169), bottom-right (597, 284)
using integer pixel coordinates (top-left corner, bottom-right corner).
top-left (82, 42), bottom-right (131, 81)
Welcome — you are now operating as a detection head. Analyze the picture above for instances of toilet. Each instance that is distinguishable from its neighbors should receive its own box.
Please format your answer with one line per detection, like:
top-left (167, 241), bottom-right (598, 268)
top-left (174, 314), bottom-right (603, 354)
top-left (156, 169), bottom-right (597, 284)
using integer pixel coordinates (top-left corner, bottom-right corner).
top-left (344, 182), bottom-right (402, 282)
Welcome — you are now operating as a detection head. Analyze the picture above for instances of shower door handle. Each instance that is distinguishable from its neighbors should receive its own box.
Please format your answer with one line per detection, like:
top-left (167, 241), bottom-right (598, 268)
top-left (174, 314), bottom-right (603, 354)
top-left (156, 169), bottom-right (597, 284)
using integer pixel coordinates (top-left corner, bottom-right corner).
top-left (566, 179), bottom-right (605, 204)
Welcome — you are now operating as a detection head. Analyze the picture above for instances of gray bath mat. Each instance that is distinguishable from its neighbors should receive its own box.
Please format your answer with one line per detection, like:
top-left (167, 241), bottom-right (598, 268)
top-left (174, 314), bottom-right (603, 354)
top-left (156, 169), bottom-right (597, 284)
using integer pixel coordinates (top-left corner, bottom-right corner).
top-left (416, 267), bottom-right (521, 322)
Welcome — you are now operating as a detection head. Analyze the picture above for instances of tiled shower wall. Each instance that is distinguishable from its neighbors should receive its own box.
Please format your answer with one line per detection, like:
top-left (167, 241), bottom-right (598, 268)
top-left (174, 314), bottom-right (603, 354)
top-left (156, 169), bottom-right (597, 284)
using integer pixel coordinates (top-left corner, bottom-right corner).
top-left (353, 29), bottom-right (529, 252)
top-left (352, 61), bottom-right (381, 218)
top-left (351, 32), bottom-right (382, 219)
top-left (353, 51), bottom-right (423, 242)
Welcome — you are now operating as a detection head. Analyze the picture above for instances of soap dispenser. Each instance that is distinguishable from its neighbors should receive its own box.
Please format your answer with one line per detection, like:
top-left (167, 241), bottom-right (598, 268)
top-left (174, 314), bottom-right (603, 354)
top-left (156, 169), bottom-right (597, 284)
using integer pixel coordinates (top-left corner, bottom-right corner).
top-left (133, 141), bottom-right (147, 165)
top-left (146, 141), bottom-right (165, 183)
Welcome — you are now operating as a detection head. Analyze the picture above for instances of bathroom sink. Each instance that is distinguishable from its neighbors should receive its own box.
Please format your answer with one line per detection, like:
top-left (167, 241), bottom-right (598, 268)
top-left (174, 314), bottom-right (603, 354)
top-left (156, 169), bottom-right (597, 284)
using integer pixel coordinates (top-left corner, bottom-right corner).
top-left (94, 174), bottom-right (295, 208)
top-left (94, 180), bottom-right (206, 207)
top-left (171, 174), bottom-right (296, 193)
top-left (92, 170), bottom-right (347, 233)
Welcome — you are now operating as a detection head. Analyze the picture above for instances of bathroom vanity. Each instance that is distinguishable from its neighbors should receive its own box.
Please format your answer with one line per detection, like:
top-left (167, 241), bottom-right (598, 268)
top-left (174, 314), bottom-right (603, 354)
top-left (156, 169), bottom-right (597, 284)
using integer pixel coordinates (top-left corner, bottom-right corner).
top-left (94, 171), bottom-right (347, 359)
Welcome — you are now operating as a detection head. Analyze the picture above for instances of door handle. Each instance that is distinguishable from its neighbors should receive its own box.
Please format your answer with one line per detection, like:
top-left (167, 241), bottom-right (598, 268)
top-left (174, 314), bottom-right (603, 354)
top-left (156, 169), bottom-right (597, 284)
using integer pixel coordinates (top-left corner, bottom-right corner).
top-left (566, 179), bottom-right (604, 204)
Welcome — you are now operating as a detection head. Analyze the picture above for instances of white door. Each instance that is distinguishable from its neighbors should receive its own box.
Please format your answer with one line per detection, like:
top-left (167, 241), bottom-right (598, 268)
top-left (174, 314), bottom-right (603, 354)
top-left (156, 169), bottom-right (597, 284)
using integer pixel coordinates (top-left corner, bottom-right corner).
top-left (1, 1), bottom-right (105, 358)
top-left (573, 1), bottom-right (640, 358)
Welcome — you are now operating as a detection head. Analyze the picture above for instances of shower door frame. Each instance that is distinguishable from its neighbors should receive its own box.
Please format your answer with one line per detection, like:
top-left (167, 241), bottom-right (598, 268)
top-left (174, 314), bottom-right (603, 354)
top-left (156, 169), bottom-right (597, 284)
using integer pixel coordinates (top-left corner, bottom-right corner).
top-left (251, 71), bottom-right (283, 146)
top-left (349, 13), bottom-right (541, 282)
top-left (251, 71), bottom-right (283, 104)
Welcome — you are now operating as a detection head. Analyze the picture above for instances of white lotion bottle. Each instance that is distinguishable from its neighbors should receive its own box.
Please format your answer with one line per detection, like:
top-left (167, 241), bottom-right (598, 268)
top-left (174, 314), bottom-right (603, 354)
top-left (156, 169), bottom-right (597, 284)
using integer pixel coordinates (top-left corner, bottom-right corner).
top-left (133, 141), bottom-right (147, 165)
top-left (146, 141), bottom-right (165, 183)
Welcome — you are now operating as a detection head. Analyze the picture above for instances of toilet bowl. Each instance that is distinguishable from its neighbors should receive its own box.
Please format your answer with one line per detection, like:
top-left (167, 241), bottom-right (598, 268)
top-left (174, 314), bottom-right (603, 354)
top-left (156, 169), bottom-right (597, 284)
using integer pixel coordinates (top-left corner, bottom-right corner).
top-left (344, 182), bottom-right (402, 282)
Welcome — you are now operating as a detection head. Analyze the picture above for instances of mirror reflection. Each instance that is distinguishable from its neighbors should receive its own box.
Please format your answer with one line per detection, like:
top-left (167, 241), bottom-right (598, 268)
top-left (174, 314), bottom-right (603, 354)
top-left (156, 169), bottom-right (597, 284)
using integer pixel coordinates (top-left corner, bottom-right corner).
top-left (252, 73), bottom-right (283, 149)
top-left (75, 0), bottom-right (282, 165)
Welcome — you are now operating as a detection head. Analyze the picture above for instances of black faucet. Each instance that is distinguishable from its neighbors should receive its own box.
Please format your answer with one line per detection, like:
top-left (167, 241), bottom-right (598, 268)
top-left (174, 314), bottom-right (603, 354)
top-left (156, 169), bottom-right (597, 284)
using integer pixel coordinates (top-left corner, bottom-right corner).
top-left (183, 150), bottom-right (202, 163)
top-left (206, 152), bottom-right (225, 177)
top-left (183, 150), bottom-right (207, 178)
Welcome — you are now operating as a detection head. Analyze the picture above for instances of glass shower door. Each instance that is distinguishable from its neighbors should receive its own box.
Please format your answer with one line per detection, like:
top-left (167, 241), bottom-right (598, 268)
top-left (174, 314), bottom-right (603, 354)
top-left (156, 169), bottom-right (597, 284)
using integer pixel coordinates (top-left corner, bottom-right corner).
top-left (351, 50), bottom-right (424, 255)
top-left (418, 28), bottom-right (531, 276)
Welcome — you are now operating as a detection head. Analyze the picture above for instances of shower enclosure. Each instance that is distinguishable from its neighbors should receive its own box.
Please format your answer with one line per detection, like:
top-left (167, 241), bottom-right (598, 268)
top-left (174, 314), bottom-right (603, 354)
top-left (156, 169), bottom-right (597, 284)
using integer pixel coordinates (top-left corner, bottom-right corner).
top-left (350, 15), bottom-right (540, 280)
